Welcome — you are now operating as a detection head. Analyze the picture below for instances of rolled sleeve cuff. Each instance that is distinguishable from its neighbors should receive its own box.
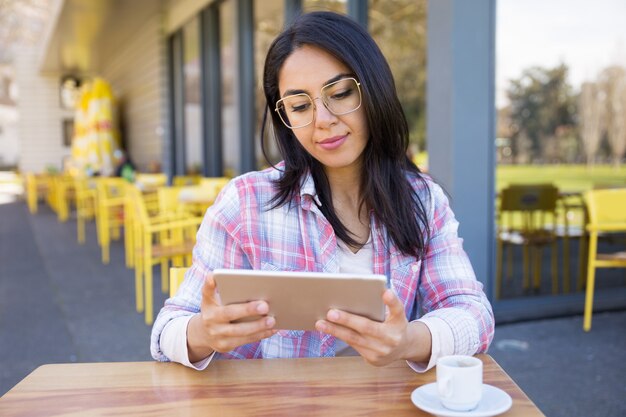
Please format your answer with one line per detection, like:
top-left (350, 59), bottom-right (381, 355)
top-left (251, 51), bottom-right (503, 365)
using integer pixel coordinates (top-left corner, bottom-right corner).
top-left (160, 315), bottom-right (217, 370)
top-left (406, 316), bottom-right (454, 373)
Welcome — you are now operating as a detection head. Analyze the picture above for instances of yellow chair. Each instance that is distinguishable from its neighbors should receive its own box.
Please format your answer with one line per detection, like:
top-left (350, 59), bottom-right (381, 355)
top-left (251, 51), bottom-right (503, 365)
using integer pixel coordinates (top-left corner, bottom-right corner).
top-left (496, 184), bottom-right (560, 299)
top-left (95, 178), bottom-right (127, 264)
top-left (25, 173), bottom-right (52, 214)
top-left (582, 188), bottom-right (626, 331)
top-left (135, 173), bottom-right (168, 215)
top-left (169, 267), bottom-right (189, 297)
top-left (126, 185), bottom-right (202, 324)
top-left (173, 175), bottom-right (201, 187)
top-left (51, 174), bottom-right (76, 222)
top-left (199, 177), bottom-right (230, 196)
top-left (74, 177), bottom-right (97, 244)
top-left (157, 186), bottom-right (185, 215)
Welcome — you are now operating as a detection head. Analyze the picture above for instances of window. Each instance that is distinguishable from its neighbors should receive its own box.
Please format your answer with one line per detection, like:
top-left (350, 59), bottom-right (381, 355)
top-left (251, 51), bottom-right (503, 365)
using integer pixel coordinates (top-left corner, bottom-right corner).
top-left (183, 17), bottom-right (203, 174)
top-left (254, 0), bottom-right (284, 168)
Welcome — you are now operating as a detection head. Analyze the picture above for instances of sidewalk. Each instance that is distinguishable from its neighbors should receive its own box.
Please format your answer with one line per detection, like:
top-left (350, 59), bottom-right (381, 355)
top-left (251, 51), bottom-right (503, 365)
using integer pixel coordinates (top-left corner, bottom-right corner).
top-left (0, 200), bottom-right (625, 416)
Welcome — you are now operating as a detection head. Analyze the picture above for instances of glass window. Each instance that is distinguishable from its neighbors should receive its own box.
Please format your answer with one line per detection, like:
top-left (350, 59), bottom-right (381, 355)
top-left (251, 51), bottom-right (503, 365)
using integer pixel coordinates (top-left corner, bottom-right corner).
top-left (496, 0), bottom-right (626, 300)
top-left (254, 0), bottom-right (284, 169)
top-left (369, 0), bottom-right (427, 171)
top-left (183, 17), bottom-right (203, 175)
top-left (221, 0), bottom-right (239, 177)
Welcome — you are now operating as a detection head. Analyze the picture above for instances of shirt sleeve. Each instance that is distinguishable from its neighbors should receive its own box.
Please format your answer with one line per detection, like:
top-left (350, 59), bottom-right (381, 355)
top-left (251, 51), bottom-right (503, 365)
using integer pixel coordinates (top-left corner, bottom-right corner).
top-left (406, 316), bottom-right (455, 372)
top-left (160, 315), bottom-right (216, 370)
top-left (413, 182), bottom-right (495, 362)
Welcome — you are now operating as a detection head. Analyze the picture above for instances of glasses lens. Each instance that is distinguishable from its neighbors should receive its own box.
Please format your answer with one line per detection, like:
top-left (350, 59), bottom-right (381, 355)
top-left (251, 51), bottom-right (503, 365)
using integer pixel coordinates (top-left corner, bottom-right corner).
top-left (321, 78), bottom-right (361, 115)
top-left (277, 94), bottom-right (314, 128)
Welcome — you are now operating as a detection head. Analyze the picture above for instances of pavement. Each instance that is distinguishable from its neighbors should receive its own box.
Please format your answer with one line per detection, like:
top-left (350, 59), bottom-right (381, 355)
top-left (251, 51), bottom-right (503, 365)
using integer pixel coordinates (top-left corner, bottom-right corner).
top-left (0, 198), bottom-right (625, 417)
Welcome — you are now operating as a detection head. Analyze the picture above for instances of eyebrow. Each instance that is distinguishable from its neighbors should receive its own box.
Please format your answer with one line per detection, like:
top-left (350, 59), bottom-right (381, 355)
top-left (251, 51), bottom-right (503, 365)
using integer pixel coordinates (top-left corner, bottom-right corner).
top-left (282, 73), bottom-right (354, 97)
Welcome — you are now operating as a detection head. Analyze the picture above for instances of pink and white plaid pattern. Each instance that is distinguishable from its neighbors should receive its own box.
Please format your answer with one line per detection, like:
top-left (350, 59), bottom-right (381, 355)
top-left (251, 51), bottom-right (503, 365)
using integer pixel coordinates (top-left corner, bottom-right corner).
top-left (151, 165), bottom-right (494, 361)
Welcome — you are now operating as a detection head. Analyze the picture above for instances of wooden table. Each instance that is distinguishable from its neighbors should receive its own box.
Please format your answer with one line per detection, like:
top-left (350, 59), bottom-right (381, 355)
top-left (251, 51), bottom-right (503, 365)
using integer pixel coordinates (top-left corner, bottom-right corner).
top-left (0, 355), bottom-right (543, 417)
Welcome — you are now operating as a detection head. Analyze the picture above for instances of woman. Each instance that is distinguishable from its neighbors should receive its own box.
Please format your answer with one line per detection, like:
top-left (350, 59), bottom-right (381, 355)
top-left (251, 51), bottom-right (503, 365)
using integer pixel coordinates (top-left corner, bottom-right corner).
top-left (151, 11), bottom-right (493, 371)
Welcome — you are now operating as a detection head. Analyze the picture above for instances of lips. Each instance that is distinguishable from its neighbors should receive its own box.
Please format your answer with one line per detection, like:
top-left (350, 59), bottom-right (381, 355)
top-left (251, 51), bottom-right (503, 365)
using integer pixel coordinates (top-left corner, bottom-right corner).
top-left (317, 135), bottom-right (347, 150)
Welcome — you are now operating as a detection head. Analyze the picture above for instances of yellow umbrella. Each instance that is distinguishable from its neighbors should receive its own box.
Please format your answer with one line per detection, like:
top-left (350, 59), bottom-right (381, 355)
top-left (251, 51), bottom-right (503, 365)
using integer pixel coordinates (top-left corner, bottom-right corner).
top-left (71, 78), bottom-right (121, 176)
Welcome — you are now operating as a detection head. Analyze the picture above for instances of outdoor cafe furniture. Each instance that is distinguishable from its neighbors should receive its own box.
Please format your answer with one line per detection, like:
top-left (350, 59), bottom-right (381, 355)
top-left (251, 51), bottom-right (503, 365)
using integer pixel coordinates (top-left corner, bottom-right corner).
top-left (172, 174), bottom-right (202, 186)
top-left (135, 173), bottom-right (168, 208)
top-left (582, 187), bottom-right (626, 331)
top-left (73, 176), bottom-right (97, 244)
top-left (24, 173), bottom-right (53, 214)
top-left (495, 184), bottom-right (560, 299)
top-left (177, 177), bottom-right (230, 216)
top-left (125, 185), bottom-right (202, 325)
top-left (95, 178), bottom-right (127, 264)
top-left (49, 174), bottom-right (76, 223)
top-left (0, 355), bottom-right (543, 416)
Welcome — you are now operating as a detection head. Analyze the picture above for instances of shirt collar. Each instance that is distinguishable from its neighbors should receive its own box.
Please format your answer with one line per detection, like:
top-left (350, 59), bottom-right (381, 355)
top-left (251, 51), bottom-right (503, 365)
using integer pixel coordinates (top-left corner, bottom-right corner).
top-left (299, 170), bottom-right (322, 209)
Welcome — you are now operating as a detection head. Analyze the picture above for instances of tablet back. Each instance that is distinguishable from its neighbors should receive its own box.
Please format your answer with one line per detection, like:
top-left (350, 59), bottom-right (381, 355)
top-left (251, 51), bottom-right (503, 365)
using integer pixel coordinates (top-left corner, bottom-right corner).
top-left (213, 269), bottom-right (387, 331)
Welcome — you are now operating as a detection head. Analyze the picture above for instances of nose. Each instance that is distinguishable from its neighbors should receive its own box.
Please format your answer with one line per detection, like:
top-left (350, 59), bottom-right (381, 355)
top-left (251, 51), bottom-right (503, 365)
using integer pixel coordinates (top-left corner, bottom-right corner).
top-left (312, 97), bottom-right (338, 128)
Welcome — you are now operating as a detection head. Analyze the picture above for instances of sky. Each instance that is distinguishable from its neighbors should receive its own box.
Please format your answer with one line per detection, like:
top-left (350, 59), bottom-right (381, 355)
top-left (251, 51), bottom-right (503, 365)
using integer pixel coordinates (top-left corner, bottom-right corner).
top-left (496, 0), bottom-right (626, 108)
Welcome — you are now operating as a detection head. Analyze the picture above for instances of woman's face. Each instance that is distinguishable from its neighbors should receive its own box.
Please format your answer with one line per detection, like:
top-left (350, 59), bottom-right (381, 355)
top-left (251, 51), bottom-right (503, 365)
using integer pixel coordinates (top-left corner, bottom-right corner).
top-left (277, 45), bottom-right (369, 174)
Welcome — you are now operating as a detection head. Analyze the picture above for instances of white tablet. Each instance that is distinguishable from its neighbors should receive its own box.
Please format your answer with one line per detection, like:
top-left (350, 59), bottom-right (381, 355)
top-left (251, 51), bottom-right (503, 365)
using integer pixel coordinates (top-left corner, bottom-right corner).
top-left (212, 269), bottom-right (387, 331)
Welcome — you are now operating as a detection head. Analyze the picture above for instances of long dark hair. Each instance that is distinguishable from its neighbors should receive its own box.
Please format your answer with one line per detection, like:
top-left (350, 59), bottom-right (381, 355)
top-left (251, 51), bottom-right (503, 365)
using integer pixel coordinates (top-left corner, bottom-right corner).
top-left (261, 11), bottom-right (430, 259)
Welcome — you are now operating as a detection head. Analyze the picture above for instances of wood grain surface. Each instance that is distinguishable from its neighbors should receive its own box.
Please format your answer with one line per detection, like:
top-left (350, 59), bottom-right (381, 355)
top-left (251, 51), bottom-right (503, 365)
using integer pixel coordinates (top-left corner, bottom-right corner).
top-left (0, 355), bottom-right (544, 417)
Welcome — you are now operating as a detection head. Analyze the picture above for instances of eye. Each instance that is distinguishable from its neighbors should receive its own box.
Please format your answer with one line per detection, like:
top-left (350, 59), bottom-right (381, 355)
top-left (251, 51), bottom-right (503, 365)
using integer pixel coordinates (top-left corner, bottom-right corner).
top-left (329, 88), bottom-right (353, 100)
top-left (289, 102), bottom-right (312, 113)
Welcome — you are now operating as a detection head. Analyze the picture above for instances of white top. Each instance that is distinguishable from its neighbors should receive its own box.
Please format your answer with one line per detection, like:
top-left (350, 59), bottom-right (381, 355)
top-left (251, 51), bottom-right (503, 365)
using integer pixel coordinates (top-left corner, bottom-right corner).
top-left (159, 236), bottom-right (454, 371)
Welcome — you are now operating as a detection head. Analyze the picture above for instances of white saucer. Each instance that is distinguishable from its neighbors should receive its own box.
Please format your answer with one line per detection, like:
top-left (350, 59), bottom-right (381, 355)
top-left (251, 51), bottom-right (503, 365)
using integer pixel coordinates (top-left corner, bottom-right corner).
top-left (411, 383), bottom-right (512, 417)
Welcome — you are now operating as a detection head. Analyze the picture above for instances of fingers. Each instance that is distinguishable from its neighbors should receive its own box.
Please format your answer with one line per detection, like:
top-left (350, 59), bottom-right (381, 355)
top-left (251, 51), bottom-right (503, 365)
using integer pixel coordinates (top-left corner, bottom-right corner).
top-left (383, 289), bottom-right (406, 321)
top-left (200, 273), bottom-right (219, 310)
top-left (209, 300), bottom-right (270, 324)
top-left (211, 328), bottom-right (278, 353)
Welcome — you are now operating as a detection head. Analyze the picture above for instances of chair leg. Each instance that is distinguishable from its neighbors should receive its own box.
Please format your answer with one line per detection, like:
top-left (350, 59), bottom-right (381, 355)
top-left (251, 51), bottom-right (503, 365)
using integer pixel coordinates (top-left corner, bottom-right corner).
top-left (583, 235), bottom-right (598, 331)
top-left (522, 245), bottom-right (530, 290)
top-left (577, 234), bottom-right (588, 291)
top-left (144, 234), bottom-right (154, 325)
top-left (533, 246), bottom-right (542, 291)
top-left (496, 240), bottom-right (503, 299)
top-left (562, 235), bottom-right (570, 293)
top-left (506, 245), bottom-right (513, 280)
top-left (135, 250), bottom-right (144, 313)
top-left (77, 213), bottom-right (85, 244)
top-left (551, 241), bottom-right (558, 294)
top-left (161, 259), bottom-right (169, 294)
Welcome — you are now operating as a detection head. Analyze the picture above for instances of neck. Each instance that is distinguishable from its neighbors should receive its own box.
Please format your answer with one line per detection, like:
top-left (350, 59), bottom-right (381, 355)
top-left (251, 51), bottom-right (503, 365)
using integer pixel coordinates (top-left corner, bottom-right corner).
top-left (323, 160), bottom-right (363, 205)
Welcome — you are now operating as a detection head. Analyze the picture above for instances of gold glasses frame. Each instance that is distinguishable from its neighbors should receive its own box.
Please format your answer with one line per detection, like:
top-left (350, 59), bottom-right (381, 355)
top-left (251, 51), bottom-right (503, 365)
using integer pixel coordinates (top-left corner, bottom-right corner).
top-left (274, 77), bottom-right (362, 129)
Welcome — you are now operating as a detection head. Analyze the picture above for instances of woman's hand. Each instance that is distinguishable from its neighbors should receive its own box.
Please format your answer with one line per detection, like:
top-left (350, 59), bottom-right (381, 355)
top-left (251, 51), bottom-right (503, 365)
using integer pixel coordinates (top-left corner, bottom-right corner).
top-left (314, 289), bottom-right (432, 366)
top-left (187, 274), bottom-right (278, 362)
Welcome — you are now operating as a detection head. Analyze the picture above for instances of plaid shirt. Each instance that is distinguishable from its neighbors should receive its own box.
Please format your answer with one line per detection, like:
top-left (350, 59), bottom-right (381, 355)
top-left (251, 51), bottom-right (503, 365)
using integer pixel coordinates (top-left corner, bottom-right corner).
top-left (151, 166), bottom-right (494, 361)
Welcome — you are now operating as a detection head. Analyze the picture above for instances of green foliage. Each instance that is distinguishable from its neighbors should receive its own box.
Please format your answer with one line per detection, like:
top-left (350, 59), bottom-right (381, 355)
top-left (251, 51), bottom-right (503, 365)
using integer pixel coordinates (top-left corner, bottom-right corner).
top-left (506, 64), bottom-right (577, 162)
top-left (370, 0), bottom-right (427, 150)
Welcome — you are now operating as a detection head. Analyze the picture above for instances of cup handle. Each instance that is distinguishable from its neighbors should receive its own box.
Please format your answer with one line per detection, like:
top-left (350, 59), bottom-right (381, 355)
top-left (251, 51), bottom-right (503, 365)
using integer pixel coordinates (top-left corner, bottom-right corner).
top-left (438, 376), bottom-right (453, 398)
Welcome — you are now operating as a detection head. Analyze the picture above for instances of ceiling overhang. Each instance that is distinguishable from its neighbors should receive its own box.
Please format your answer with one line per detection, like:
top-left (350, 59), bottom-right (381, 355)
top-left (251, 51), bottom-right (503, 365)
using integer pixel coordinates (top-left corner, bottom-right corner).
top-left (38, 0), bottom-right (112, 75)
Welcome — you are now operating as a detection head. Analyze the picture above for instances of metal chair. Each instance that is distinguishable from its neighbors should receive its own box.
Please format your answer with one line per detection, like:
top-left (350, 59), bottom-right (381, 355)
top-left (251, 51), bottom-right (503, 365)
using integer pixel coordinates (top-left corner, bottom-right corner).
top-left (95, 178), bottom-right (127, 264)
top-left (582, 188), bottom-right (626, 331)
top-left (126, 185), bottom-right (202, 324)
top-left (496, 184), bottom-right (560, 298)
top-left (169, 267), bottom-right (189, 297)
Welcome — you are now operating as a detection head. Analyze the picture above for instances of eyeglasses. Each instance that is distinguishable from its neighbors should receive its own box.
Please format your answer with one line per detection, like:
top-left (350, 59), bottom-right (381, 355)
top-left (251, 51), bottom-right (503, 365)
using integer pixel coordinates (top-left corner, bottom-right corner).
top-left (275, 77), bottom-right (362, 129)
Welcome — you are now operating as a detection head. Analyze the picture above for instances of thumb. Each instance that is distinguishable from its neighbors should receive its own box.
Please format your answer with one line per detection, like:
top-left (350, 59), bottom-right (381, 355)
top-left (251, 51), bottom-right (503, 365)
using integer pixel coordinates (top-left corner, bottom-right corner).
top-left (200, 272), bottom-right (220, 311)
top-left (383, 289), bottom-right (405, 322)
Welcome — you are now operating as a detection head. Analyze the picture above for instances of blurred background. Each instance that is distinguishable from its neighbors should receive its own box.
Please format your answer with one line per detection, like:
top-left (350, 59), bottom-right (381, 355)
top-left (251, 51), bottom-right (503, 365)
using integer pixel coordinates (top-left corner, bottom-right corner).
top-left (0, 0), bottom-right (625, 414)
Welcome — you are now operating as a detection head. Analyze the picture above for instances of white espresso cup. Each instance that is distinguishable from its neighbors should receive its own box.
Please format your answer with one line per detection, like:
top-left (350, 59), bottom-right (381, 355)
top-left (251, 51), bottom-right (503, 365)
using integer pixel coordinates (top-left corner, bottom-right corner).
top-left (436, 355), bottom-right (483, 411)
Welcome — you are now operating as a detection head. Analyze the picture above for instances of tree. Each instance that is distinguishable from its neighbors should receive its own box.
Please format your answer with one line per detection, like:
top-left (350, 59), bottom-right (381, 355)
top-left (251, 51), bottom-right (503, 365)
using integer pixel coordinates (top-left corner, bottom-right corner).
top-left (599, 66), bottom-right (626, 166)
top-left (369, 0), bottom-right (427, 151)
top-left (578, 82), bottom-right (606, 165)
top-left (506, 64), bottom-right (577, 163)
